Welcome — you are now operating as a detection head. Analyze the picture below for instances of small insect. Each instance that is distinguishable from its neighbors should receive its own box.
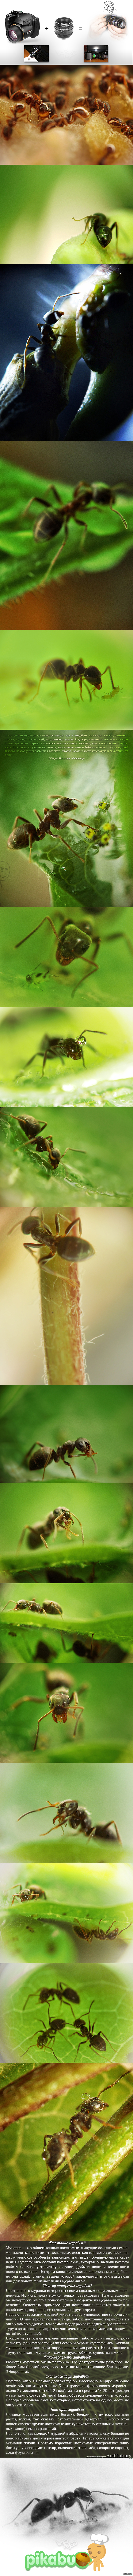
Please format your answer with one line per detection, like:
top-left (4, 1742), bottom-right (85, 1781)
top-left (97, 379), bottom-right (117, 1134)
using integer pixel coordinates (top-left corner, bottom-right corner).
top-left (74, 1918), bottom-right (120, 1943)
top-left (12, 1883), bottom-right (46, 1906)
top-left (73, 2005), bottom-right (106, 2054)
top-left (20, 1793), bottom-right (120, 1855)
top-left (46, 1805), bottom-right (121, 1843)
top-left (42, 2124), bottom-right (75, 2184)
top-left (37, 2016), bottom-right (66, 2053)
top-left (21, 1211), bottom-right (94, 1270)
top-left (42, 2090), bottom-right (103, 2185)
top-left (74, 215), bottom-right (119, 249)
top-left (24, 924), bottom-right (100, 987)
top-left (24, 1436), bottom-right (96, 1481)
top-left (72, 1631), bottom-right (127, 1664)
top-left (20, 1685), bottom-right (84, 1752)
top-left (18, 1507), bottom-right (84, 1552)
top-left (50, 1799), bottom-right (92, 1837)
top-left (19, 1031), bottom-right (89, 1074)
top-left (38, 1980), bottom-right (79, 2017)
top-left (24, 658), bottom-right (119, 709)
top-left (8, 794), bottom-right (78, 862)
top-left (21, 476), bottom-right (128, 577)
top-left (11, 903), bottom-right (133, 1007)
top-left (15, 1596), bottom-right (62, 1616)
top-left (18, 1116), bottom-right (60, 1173)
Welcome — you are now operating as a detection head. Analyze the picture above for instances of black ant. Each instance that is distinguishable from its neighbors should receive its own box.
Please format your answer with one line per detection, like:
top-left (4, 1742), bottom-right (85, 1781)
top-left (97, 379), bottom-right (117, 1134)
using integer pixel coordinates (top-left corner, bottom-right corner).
top-left (21, 477), bottom-right (128, 579)
top-left (22, 658), bottom-right (119, 709)
top-left (17, 1115), bottom-right (60, 1173)
top-left (14, 1596), bottom-right (62, 1616)
top-left (37, 2017), bottom-right (66, 2053)
top-left (39, 1981), bottom-right (80, 2021)
top-left (19, 1794), bottom-right (121, 1847)
top-left (20, 1211), bottom-right (94, 1269)
top-left (74, 215), bottom-right (119, 250)
top-left (72, 1631), bottom-right (127, 1664)
top-left (47, 1802), bottom-right (121, 1843)
top-left (8, 794), bottom-right (78, 862)
top-left (18, 1507), bottom-right (84, 1551)
top-left (74, 1918), bottom-right (120, 1943)
top-left (12, 1883), bottom-right (46, 1905)
top-left (17, 1030), bottom-right (96, 1075)
top-left (42, 2092), bottom-right (104, 2186)
top-left (33, 1685), bottom-right (84, 1743)
top-left (10, 1669), bottom-right (83, 1752)
top-left (14, 897), bottom-right (132, 993)
top-left (73, 2006), bottom-right (106, 2054)
top-left (23, 1436), bottom-right (96, 1480)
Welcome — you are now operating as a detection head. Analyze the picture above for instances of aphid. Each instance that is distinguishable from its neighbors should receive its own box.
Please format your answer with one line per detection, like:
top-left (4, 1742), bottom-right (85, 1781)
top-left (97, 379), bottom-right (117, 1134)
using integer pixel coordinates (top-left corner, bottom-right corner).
top-left (18, 1507), bottom-right (84, 1551)
top-left (21, 1211), bottom-right (94, 1270)
top-left (74, 215), bottom-right (119, 249)
top-left (23, 1435), bottom-right (96, 1481)
top-left (24, 657), bottom-right (119, 709)
top-left (15, 1596), bottom-right (62, 1615)
top-left (18, 1116), bottom-right (60, 1173)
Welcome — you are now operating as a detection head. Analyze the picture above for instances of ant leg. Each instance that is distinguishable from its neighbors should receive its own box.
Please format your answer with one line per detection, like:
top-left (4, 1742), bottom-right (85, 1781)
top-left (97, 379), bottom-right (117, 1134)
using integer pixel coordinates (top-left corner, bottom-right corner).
top-left (24, 1245), bottom-right (40, 1264)
top-left (82, 680), bottom-right (92, 700)
top-left (33, 1708), bottom-right (47, 1754)
top-left (64, 1216), bottom-right (82, 1240)
top-left (74, 1517), bottom-right (84, 1546)
top-left (102, 667), bottom-right (119, 694)
top-left (68, 1459), bottom-right (76, 1479)
top-left (44, 536), bottom-right (66, 580)
top-left (65, 2147), bottom-right (75, 2186)
top-left (23, 336), bottom-right (31, 376)
top-left (39, 1249), bottom-right (55, 1267)
top-left (105, 1818), bottom-right (121, 1842)
top-left (42, 1450), bottom-right (53, 1478)
top-left (40, 1530), bottom-right (48, 1549)
top-left (33, 1714), bottom-right (45, 1749)
top-left (18, 1525), bottom-right (29, 1548)
top-left (43, 2150), bottom-right (50, 2182)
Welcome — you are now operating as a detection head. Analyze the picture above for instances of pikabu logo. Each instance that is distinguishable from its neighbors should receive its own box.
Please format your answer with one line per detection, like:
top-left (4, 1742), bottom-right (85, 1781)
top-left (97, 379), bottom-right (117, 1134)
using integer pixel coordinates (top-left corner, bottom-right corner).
top-left (25, 2549), bottom-right (106, 2573)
